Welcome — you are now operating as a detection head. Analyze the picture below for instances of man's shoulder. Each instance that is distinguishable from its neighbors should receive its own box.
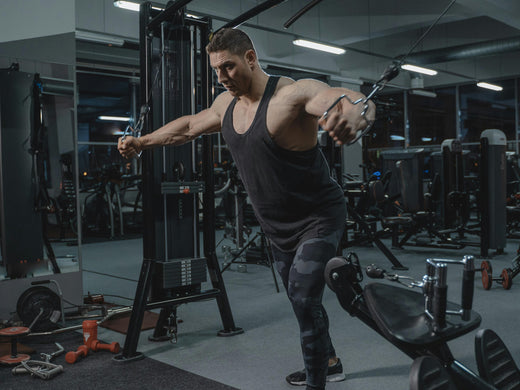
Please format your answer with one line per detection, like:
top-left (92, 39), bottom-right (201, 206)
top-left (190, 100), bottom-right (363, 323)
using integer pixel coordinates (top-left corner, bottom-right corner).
top-left (211, 91), bottom-right (234, 114)
top-left (274, 77), bottom-right (327, 102)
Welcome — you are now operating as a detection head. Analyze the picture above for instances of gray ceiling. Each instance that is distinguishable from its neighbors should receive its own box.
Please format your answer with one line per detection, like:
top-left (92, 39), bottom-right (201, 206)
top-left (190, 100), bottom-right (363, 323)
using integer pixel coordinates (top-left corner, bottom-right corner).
top-left (183, 0), bottom-right (520, 88)
top-left (75, 0), bottom-right (520, 91)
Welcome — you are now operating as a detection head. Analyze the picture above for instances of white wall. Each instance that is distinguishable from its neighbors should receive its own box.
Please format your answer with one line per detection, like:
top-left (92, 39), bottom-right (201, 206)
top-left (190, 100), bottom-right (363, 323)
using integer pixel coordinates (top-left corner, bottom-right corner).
top-left (0, 0), bottom-right (75, 43)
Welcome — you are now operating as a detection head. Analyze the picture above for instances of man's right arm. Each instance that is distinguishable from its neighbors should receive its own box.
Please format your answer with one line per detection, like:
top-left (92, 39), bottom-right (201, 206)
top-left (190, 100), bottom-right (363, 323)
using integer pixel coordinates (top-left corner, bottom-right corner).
top-left (118, 92), bottom-right (231, 159)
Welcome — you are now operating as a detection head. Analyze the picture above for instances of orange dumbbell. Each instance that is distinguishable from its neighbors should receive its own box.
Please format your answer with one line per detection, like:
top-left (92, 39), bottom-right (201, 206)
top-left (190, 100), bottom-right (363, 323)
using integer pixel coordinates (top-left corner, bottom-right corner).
top-left (82, 320), bottom-right (98, 349)
top-left (90, 340), bottom-right (120, 354)
top-left (65, 345), bottom-right (89, 364)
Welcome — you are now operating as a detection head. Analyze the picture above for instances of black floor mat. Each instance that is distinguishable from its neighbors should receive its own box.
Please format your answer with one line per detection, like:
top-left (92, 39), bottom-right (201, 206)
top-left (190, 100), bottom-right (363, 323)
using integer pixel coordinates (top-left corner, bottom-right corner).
top-left (0, 331), bottom-right (239, 390)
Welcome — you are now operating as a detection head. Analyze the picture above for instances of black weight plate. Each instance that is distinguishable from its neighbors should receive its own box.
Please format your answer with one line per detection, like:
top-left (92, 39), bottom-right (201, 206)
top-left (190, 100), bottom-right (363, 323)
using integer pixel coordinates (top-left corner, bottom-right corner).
top-left (16, 286), bottom-right (61, 331)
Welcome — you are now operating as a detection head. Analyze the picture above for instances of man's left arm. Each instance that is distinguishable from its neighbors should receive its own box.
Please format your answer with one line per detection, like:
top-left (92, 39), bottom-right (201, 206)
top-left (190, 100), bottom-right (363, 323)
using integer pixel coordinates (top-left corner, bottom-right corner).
top-left (296, 79), bottom-right (375, 145)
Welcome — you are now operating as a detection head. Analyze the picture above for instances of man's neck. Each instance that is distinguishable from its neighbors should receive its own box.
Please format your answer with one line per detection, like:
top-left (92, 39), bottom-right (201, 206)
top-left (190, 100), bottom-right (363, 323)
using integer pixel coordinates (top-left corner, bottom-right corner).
top-left (238, 70), bottom-right (269, 105)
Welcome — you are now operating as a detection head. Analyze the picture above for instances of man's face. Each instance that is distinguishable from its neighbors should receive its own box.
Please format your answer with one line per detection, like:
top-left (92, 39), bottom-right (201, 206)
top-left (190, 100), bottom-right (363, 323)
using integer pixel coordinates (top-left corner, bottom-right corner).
top-left (209, 50), bottom-right (253, 97)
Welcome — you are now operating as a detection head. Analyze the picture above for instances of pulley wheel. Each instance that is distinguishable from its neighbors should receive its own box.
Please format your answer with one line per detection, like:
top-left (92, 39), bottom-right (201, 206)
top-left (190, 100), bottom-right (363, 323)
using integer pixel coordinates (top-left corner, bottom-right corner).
top-left (324, 256), bottom-right (348, 291)
top-left (481, 260), bottom-right (493, 290)
top-left (501, 268), bottom-right (513, 290)
top-left (16, 286), bottom-right (61, 331)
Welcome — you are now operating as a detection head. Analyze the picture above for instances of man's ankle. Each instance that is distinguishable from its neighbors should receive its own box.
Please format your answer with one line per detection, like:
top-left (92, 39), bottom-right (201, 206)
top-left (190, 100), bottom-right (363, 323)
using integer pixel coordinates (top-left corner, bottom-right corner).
top-left (328, 356), bottom-right (338, 366)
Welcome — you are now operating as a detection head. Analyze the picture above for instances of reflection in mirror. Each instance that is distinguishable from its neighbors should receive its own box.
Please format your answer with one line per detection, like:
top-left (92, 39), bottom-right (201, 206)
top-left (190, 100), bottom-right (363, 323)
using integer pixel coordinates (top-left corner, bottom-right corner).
top-left (0, 33), bottom-right (86, 330)
top-left (76, 72), bottom-right (142, 243)
top-left (0, 64), bottom-right (80, 280)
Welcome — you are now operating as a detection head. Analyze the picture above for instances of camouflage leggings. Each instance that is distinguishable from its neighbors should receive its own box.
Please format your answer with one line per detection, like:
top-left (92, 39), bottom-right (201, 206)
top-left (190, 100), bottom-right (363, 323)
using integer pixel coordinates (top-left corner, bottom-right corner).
top-left (271, 230), bottom-right (343, 388)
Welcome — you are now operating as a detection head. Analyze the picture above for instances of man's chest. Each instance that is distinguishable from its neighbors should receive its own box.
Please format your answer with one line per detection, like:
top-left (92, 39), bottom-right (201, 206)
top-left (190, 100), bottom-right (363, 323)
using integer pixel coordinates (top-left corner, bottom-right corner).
top-left (231, 97), bottom-right (299, 136)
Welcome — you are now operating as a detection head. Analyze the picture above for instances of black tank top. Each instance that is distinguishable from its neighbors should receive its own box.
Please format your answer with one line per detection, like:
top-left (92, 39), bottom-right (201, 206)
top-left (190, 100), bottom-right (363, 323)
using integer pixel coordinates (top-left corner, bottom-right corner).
top-left (221, 76), bottom-right (346, 251)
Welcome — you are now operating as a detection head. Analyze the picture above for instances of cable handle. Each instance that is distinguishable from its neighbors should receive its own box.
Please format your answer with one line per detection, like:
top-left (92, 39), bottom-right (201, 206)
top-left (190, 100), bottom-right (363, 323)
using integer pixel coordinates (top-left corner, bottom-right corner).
top-left (120, 105), bottom-right (150, 158)
top-left (431, 263), bottom-right (448, 331)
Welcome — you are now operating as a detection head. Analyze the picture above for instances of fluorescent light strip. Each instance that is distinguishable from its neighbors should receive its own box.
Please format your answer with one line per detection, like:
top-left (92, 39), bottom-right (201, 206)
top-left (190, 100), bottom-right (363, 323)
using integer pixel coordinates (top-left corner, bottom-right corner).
top-left (401, 64), bottom-right (438, 76)
top-left (293, 39), bottom-right (345, 55)
top-left (477, 82), bottom-right (503, 91)
top-left (113, 1), bottom-right (190, 13)
top-left (98, 116), bottom-right (131, 122)
top-left (76, 30), bottom-right (125, 46)
top-left (409, 89), bottom-right (437, 98)
top-left (114, 1), bottom-right (140, 11)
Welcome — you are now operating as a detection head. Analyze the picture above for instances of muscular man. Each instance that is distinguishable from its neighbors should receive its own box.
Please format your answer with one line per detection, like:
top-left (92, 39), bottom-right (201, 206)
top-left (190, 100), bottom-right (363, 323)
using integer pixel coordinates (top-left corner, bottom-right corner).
top-left (119, 28), bottom-right (374, 390)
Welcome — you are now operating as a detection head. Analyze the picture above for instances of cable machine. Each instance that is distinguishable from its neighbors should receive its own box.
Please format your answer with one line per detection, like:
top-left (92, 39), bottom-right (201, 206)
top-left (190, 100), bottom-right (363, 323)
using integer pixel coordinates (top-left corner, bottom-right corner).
top-left (115, 1), bottom-right (242, 362)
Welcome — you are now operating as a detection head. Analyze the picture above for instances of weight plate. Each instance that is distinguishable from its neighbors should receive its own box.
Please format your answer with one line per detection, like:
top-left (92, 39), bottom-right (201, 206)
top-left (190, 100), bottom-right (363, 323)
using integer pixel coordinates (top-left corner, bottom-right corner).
top-left (481, 261), bottom-right (493, 290)
top-left (501, 268), bottom-right (513, 290)
top-left (16, 286), bottom-right (61, 331)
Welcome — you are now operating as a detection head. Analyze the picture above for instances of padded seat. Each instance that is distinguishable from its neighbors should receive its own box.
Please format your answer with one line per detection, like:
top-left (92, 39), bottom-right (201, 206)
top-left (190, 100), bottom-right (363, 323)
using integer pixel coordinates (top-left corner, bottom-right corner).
top-left (364, 283), bottom-right (481, 347)
top-left (383, 215), bottom-right (413, 226)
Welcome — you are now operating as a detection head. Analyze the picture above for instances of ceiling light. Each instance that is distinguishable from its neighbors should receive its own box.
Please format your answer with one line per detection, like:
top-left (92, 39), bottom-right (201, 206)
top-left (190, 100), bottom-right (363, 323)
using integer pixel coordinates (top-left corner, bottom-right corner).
top-left (401, 64), bottom-right (438, 76)
top-left (390, 135), bottom-right (405, 141)
top-left (75, 30), bottom-right (125, 46)
top-left (477, 82), bottom-right (503, 91)
top-left (293, 39), bottom-right (346, 55)
top-left (186, 13), bottom-right (203, 19)
top-left (98, 116), bottom-right (131, 122)
top-left (329, 75), bottom-right (363, 86)
top-left (113, 1), bottom-right (140, 11)
top-left (409, 89), bottom-right (437, 98)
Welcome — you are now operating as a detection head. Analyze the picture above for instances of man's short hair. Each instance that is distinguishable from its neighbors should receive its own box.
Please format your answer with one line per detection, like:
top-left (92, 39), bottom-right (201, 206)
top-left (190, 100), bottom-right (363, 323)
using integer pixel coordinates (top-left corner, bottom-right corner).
top-left (206, 28), bottom-right (255, 56)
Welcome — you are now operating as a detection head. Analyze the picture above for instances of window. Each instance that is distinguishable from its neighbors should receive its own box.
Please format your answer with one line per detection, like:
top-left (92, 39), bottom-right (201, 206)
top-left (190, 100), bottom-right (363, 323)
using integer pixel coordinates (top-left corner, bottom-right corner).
top-left (366, 91), bottom-right (405, 149)
top-left (408, 87), bottom-right (456, 146)
top-left (459, 79), bottom-right (515, 144)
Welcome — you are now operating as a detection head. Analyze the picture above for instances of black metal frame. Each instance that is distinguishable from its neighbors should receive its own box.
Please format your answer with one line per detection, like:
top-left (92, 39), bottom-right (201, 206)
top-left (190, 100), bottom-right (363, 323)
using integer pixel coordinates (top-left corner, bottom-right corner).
top-left (325, 256), bottom-right (498, 389)
top-left (114, 2), bottom-right (242, 362)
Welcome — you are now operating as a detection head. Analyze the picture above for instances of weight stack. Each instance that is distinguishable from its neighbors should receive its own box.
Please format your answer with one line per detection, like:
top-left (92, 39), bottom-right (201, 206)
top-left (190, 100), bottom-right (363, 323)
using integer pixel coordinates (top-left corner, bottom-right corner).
top-left (480, 129), bottom-right (507, 253)
top-left (155, 257), bottom-right (207, 290)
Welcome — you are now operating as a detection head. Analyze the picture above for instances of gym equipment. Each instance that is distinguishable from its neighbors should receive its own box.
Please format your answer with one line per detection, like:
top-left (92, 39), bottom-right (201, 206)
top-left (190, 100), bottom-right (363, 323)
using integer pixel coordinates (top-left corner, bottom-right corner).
top-left (324, 253), bottom-right (520, 389)
top-left (39, 342), bottom-right (65, 363)
top-left (381, 149), bottom-right (425, 215)
top-left (409, 355), bottom-right (457, 390)
top-left (221, 230), bottom-right (280, 293)
top-left (11, 342), bottom-right (64, 380)
top-left (0, 326), bottom-right (33, 365)
top-left (81, 319), bottom-right (120, 353)
top-left (82, 320), bottom-right (98, 349)
top-left (0, 70), bottom-right (44, 278)
top-left (0, 307), bottom-right (44, 364)
top-left (65, 345), bottom-right (89, 364)
top-left (480, 129), bottom-right (507, 257)
top-left (480, 246), bottom-right (520, 290)
top-left (16, 281), bottom-right (64, 331)
top-left (475, 328), bottom-right (520, 389)
top-left (91, 340), bottom-right (120, 354)
top-left (343, 178), bottom-right (408, 270)
top-left (11, 360), bottom-right (63, 380)
top-left (115, 2), bottom-right (242, 363)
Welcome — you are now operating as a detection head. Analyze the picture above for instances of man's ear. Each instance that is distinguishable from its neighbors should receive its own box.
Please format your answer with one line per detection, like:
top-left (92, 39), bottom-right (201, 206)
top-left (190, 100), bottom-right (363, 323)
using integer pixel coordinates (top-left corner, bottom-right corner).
top-left (245, 49), bottom-right (256, 68)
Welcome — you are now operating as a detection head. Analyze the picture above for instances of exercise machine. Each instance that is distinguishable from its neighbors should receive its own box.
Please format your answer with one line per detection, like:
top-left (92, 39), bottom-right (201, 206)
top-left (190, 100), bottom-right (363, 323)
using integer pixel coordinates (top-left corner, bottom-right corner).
top-left (324, 253), bottom-right (520, 389)
top-left (114, 1), bottom-right (244, 362)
